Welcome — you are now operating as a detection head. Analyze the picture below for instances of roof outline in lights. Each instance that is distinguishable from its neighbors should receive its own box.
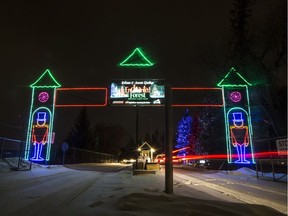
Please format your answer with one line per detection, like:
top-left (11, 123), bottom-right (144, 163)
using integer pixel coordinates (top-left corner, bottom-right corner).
top-left (119, 48), bottom-right (154, 67)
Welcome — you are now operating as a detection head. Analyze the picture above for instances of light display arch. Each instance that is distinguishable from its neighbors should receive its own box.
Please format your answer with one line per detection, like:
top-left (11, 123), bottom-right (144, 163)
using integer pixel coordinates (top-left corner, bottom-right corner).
top-left (25, 52), bottom-right (255, 165)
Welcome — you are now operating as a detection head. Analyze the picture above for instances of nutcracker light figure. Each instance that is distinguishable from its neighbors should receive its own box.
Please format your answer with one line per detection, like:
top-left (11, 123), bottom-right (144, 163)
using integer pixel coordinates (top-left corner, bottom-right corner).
top-left (217, 67), bottom-right (255, 164)
top-left (25, 69), bottom-right (61, 163)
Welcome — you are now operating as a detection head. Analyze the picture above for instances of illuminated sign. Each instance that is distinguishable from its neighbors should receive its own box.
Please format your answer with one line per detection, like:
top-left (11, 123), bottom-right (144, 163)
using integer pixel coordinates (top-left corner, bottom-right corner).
top-left (109, 80), bottom-right (165, 105)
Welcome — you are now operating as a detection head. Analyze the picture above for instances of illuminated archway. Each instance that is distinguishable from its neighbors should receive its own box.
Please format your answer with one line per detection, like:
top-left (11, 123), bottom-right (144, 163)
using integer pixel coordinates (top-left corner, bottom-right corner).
top-left (25, 55), bottom-right (255, 165)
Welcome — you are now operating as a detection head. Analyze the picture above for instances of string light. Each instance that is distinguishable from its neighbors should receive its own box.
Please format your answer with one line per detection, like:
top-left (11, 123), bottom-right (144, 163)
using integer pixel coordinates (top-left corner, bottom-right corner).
top-left (55, 87), bottom-right (108, 107)
top-left (30, 69), bottom-right (61, 88)
top-left (119, 48), bottom-right (154, 67)
top-left (25, 69), bottom-right (60, 162)
top-left (219, 67), bottom-right (255, 164)
top-left (171, 87), bottom-right (223, 107)
top-left (217, 67), bottom-right (252, 87)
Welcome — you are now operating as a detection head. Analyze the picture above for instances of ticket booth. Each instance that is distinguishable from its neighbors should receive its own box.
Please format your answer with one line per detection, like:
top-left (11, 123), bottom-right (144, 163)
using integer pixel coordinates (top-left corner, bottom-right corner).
top-left (137, 141), bottom-right (155, 162)
top-left (135, 142), bottom-right (160, 171)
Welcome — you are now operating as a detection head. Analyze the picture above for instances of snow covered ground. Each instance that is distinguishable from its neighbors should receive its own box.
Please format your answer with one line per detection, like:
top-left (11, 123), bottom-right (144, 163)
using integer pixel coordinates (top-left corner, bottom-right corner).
top-left (0, 158), bottom-right (286, 216)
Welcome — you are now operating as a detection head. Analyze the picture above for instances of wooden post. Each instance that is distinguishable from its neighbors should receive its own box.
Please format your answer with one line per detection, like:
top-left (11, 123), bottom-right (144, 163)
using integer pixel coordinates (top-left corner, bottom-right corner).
top-left (165, 85), bottom-right (173, 194)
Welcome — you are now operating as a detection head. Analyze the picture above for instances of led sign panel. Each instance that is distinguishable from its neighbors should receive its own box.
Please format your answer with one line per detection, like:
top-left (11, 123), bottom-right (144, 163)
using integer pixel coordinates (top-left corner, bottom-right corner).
top-left (109, 80), bottom-right (165, 106)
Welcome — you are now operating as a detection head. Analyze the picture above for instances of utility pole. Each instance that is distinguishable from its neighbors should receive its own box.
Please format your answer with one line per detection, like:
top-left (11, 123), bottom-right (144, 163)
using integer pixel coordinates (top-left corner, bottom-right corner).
top-left (136, 105), bottom-right (139, 147)
top-left (165, 85), bottom-right (173, 194)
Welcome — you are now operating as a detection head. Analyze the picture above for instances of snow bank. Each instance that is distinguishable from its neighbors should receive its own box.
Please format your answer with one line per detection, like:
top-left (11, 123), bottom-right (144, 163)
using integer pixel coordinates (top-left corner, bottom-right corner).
top-left (112, 193), bottom-right (285, 216)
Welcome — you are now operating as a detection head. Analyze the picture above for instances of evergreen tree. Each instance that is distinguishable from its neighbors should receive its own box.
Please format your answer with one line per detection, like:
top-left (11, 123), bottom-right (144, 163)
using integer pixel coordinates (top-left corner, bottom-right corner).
top-left (229, 0), bottom-right (254, 65)
top-left (93, 123), bottom-right (127, 155)
top-left (229, 0), bottom-right (287, 137)
top-left (142, 129), bottom-right (163, 154)
top-left (175, 109), bottom-right (193, 156)
top-left (66, 108), bottom-right (93, 150)
top-left (120, 136), bottom-right (137, 159)
top-left (198, 96), bottom-right (221, 154)
top-left (143, 132), bottom-right (151, 144)
top-left (189, 113), bottom-right (203, 156)
top-left (176, 109), bottom-right (216, 158)
top-left (151, 130), bottom-right (163, 154)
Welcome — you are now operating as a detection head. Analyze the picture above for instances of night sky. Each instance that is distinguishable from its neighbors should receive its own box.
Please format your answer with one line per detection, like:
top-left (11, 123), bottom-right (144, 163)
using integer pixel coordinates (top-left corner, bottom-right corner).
top-left (0, 0), bottom-right (280, 145)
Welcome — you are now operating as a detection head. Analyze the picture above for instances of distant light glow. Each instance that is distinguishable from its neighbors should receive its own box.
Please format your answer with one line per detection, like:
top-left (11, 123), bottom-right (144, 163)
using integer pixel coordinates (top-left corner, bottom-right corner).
top-left (175, 151), bottom-right (287, 160)
top-left (172, 147), bottom-right (190, 154)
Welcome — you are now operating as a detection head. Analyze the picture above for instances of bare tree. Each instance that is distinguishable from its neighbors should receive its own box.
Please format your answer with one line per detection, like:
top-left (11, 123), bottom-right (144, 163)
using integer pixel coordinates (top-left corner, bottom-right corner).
top-left (229, 0), bottom-right (287, 137)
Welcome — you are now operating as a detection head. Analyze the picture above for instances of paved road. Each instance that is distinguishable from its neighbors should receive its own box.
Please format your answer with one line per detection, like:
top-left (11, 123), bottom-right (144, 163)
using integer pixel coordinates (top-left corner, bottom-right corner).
top-left (0, 163), bottom-right (132, 216)
top-left (0, 163), bottom-right (286, 215)
top-left (64, 162), bottom-right (131, 172)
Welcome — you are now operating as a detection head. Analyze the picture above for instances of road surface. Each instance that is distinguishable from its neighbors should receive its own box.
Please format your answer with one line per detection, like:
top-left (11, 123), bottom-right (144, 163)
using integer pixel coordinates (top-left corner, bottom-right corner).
top-left (0, 163), bottom-right (286, 215)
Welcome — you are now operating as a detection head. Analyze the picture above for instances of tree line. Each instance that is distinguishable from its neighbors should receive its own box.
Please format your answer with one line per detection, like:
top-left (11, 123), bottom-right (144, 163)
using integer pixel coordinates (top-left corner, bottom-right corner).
top-left (65, 108), bottom-right (164, 160)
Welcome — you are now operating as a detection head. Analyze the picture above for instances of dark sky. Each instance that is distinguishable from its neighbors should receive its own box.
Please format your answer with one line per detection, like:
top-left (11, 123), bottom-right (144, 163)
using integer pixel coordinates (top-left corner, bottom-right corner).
top-left (0, 0), bottom-right (277, 144)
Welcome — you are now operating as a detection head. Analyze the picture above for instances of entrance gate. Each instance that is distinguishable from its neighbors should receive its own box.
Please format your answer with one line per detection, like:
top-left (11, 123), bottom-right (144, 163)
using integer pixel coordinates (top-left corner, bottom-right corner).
top-left (24, 48), bottom-right (255, 193)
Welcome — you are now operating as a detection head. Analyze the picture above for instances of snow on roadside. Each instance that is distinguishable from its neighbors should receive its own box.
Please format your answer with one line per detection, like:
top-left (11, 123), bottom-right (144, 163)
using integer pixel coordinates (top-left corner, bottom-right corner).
top-left (221, 167), bottom-right (287, 183)
top-left (0, 158), bottom-right (286, 216)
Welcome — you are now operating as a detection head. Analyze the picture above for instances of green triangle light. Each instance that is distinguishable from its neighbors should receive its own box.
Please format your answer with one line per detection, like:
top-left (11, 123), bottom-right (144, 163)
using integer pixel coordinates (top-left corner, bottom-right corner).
top-left (217, 67), bottom-right (252, 87)
top-left (30, 69), bottom-right (61, 88)
top-left (119, 48), bottom-right (154, 67)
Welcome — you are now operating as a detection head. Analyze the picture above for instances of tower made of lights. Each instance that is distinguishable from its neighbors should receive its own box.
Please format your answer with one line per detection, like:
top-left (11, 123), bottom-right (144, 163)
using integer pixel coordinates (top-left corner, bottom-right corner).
top-left (217, 67), bottom-right (255, 164)
top-left (24, 69), bottom-right (61, 163)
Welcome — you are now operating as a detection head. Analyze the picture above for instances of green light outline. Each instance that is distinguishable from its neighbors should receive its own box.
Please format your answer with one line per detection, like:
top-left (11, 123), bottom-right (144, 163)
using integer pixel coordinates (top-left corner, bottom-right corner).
top-left (245, 86), bottom-right (255, 163)
top-left (45, 88), bottom-right (57, 161)
top-left (221, 87), bottom-right (231, 162)
top-left (119, 48), bottom-right (154, 67)
top-left (219, 67), bottom-right (255, 164)
top-left (25, 69), bottom-right (60, 161)
top-left (225, 106), bottom-right (255, 164)
top-left (25, 88), bottom-right (35, 160)
top-left (30, 69), bottom-right (61, 88)
top-left (225, 107), bottom-right (248, 163)
top-left (217, 67), bottom-right (252, 87)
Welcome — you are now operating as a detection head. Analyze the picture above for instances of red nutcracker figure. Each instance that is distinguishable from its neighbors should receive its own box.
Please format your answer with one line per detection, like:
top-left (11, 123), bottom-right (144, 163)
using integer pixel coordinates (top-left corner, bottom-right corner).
top-left (230, 112), bottom-right (250, 164)
top-left (31, 112), bottom-right (49, 161)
